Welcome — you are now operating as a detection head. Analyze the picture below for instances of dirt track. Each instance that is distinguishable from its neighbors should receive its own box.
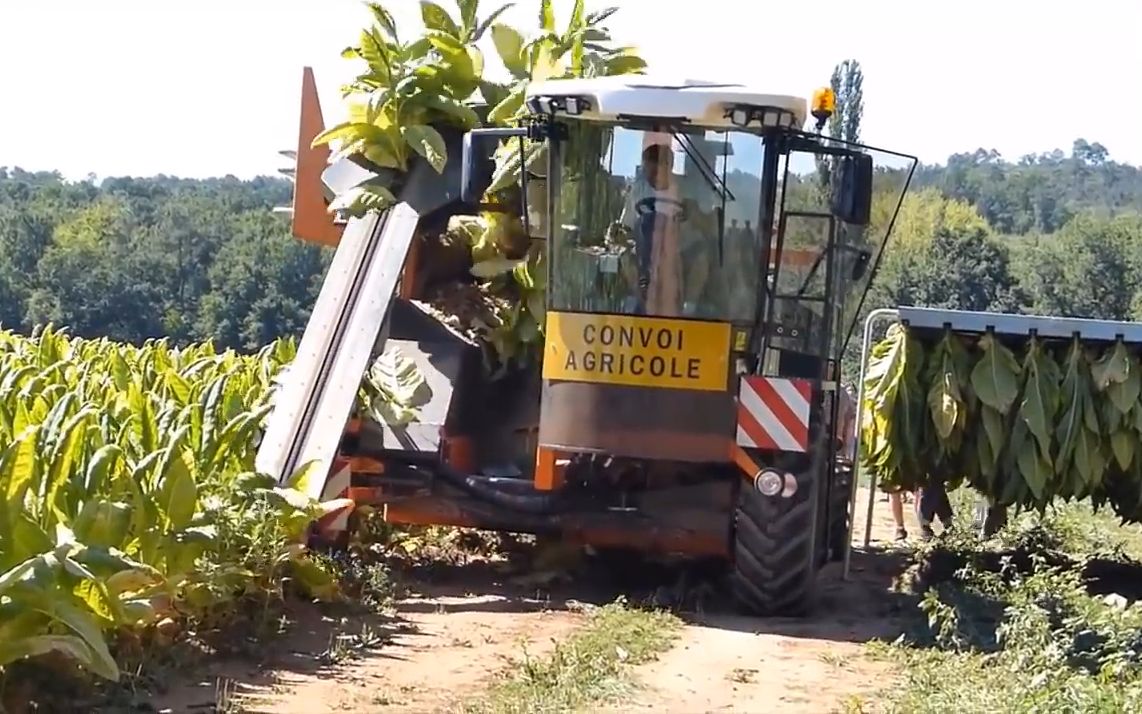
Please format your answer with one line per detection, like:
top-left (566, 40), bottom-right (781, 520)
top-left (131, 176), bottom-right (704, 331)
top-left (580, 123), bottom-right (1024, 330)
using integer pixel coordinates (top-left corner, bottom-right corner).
top-left (155, 487), bottom-right (919, 713)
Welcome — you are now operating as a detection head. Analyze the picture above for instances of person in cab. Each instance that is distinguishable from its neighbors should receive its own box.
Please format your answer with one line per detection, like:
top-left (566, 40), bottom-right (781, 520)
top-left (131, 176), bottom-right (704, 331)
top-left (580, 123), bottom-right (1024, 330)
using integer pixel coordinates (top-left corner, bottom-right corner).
top-left (612, 143), bottom-right (712, 317)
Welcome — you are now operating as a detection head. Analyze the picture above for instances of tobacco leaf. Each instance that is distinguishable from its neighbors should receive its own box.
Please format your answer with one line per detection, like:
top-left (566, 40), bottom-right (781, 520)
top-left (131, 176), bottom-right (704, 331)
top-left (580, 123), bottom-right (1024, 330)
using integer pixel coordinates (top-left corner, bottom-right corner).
top-left (971, 333), bottom-right (1021, 414)
top-left (1019, 337), bottom-right (1060, 465)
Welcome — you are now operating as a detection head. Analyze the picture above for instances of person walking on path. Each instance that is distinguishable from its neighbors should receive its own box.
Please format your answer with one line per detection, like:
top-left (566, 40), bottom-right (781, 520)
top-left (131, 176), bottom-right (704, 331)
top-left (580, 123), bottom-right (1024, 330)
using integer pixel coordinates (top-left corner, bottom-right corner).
top-left (838, 384), bottom-right (910, 541)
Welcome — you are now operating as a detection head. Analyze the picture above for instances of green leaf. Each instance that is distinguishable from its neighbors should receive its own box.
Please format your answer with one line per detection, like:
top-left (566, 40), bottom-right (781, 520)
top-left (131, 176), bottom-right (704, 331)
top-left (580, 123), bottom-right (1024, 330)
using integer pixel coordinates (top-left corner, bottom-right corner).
top-left (33, 595), bottom-right (120, 681)
top-left (0, 634), bottom-right (116, 679)
top-left (164, 370), bottom-right (190, 404)
top-left (526, 290), bottom-right (546, 328)
top-left (49, 408), bottom-right (96, 514)
top-left (487, 88), bottom-right (526, 126)
top-left (420, 1), bottom-right (461, 37)
top-left (1019, 338), bottom-right (1060, 463)
top-left (290, 558), bottom-right (339, 601)
top-left (1111, 429), bottom-right (1135, 470)
top-left (491, 24), bottom-right (527, 77)
top-left (269, 486), bottom-right (313, 512)
top-left (157, 449), bottom-right (196, 531)
top-left (474, 3), bottom-right (515, 40)
top-left (8, 514), bottom-right (52, 566)
top-left (472, 256), bottom-right (527, 279)
top-left (366, 2), bottom-right (400, 41)
top-left (980, 406), bottom-right (1005, 471)
top-left (603, 52), bottom-right (647, 75)
top-left (1092, 341), bottom-right (1131, 389)
top-left (538, 0), bottom-right (556, 31)
top-left (402, 124), bottom-right (448, 173)
top-left (311, 121), bottom-right (384, 150)
top-left (0, 556), bottom-right (39, 595)
top-left (73, 500), bottom-right (132, 550)
top-left (83, 445), bottom-right (124, 499)
top-left (927, 372), bottom-right (960, 441)
top-left (1016, 440), bottom-right (1051, 502)
top-left (329, 184), bottom-right (398, 215)
top-left (426, 29), bottom-right (465, 54)
top-left (456, 0), bottom-right (479, 31)
top-left (104, 567), bottom-right (163, 597)
top-left (486, 138), bottom-right (544, 193)
top-left (1108, 349), bottom-right (1142, 414)
top-left (362, 346), bottom-right (432, 427)
top-left (586, 7), bottom-right (619, 25)
top-left (417, 94), bottom-right (480, 129)
top-left (315, 497), bottom-right (356, 519)
top-left (970, 333), bottom-right (1021, 414)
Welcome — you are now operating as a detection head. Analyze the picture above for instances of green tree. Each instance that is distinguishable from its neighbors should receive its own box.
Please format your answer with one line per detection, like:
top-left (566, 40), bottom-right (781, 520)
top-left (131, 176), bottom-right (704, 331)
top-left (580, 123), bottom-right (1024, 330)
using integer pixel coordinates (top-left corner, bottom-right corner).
top-left (26, 197), bottom-right (167, 341)
top-left (1012, 212), bottom-right (1142, 321)
top-left (197, 213), bottom-right (329, 351)
top-left (817, 58), bottom-right (864, 195)
top-left (873, 225), bottom-right (1025, 314)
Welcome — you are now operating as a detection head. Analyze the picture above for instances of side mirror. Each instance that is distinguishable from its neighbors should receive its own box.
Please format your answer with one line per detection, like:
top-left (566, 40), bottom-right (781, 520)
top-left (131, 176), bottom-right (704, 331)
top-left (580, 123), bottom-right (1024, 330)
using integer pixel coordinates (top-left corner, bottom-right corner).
top-left (460, 126), bottom-right (528, 205)
top-left (831, 153), bottom-right (873, 226)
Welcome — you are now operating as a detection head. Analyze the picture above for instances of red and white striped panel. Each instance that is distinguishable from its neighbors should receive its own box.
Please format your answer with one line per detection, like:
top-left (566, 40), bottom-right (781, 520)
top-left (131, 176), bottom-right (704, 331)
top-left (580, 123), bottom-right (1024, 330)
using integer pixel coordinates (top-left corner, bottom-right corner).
top-left (314, 457), bottom-right (355, 535)
top-left (736, 376), bottom-right (812, 452)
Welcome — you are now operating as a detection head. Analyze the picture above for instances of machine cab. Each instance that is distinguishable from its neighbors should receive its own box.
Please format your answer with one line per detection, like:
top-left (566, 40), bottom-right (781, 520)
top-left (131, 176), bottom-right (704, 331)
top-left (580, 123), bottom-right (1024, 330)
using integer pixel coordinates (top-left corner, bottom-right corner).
top-left (461, 76), bottom-right (914, 464)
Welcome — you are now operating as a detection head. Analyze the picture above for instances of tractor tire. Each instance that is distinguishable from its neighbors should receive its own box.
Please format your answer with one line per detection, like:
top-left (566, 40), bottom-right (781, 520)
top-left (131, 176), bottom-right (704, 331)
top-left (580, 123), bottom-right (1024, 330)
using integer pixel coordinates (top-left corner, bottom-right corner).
top-left (730, 469), bottom-right (819, 616)
top-left (826, 463), bottom-right (854, 562)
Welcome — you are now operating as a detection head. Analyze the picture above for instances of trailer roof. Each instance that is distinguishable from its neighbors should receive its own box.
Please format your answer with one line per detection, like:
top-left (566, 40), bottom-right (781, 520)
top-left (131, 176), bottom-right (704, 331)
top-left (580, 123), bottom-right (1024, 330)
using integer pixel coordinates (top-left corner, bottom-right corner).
top-left (898, 305), bottom-right (1142, 344)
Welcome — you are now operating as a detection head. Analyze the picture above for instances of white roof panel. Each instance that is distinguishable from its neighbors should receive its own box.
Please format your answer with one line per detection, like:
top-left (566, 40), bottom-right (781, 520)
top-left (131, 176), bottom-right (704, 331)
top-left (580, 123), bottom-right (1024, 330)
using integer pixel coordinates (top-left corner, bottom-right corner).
top-left (525, 75), bottom-right (808, 131)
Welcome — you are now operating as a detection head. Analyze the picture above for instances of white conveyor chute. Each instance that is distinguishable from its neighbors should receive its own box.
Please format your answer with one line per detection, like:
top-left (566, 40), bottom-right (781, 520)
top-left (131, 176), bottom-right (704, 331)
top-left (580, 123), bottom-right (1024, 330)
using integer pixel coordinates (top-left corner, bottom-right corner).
top-left (255, 203), bottom-right (420, 498)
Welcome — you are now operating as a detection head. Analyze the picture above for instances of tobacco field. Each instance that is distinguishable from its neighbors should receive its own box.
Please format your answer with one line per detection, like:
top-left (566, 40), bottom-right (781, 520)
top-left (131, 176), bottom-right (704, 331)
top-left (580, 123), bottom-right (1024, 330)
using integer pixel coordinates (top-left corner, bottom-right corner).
top-left (0, 326), bottom-right (344, 684)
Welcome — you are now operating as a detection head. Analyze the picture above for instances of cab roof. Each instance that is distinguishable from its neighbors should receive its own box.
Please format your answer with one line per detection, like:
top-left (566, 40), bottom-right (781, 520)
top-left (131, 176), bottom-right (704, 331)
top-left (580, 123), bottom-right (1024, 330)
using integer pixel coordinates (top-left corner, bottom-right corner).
top-left (524, 75), bottom-right (808, 132)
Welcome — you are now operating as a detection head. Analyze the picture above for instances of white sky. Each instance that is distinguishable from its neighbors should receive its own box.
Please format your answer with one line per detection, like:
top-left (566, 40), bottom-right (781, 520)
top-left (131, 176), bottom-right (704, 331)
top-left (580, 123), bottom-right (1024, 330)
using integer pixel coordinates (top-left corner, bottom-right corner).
top-left (1, 0), bottom-right (1138, 180)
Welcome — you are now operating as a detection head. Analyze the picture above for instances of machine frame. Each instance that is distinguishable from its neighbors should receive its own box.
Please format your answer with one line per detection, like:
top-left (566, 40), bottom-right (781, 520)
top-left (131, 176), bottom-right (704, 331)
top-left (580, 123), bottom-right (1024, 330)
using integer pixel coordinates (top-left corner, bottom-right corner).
top-left (262, 71), bottom-right (918, 615)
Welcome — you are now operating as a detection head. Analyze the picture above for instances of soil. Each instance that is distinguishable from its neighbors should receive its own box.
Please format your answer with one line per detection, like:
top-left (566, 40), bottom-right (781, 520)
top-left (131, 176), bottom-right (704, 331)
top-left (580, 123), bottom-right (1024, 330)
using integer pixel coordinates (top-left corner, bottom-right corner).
top-left (148, 487), bottom-right (922, 714)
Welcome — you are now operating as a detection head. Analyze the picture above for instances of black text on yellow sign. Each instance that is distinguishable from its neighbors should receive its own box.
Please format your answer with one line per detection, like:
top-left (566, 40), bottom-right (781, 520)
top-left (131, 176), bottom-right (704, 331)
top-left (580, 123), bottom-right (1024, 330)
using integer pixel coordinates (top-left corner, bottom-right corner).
top-left (543, 312), bottom-right (732, 391)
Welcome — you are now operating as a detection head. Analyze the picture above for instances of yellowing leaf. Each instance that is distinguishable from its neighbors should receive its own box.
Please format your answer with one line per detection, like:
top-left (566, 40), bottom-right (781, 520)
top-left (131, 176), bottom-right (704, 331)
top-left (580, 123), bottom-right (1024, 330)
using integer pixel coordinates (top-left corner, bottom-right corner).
top-left (286, 459), bottom-right (324, 497)
top-left (3, 425), bottom-right (40, 512)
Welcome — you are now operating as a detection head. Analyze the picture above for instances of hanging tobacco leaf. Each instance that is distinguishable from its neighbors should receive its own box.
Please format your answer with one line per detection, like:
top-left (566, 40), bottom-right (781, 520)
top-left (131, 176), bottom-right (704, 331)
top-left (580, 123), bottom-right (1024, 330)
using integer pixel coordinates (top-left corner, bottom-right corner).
top-left (971, 333), bottom-right (1021, 414)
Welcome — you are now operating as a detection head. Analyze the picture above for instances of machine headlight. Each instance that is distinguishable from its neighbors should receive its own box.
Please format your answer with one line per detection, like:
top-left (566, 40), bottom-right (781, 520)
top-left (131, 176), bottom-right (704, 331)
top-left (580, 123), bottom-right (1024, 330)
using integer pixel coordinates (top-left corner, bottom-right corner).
top-left (755, 469), bottom-right (784, 497)
top-left (754, 469), bottom-right (799, 498)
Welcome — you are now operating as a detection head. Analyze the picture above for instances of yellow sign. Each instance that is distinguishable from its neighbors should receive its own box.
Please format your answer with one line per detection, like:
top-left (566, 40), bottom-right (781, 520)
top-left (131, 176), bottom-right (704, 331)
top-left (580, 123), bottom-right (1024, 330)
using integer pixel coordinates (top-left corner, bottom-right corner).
top-left (543, 312), bottom-right (732, 392)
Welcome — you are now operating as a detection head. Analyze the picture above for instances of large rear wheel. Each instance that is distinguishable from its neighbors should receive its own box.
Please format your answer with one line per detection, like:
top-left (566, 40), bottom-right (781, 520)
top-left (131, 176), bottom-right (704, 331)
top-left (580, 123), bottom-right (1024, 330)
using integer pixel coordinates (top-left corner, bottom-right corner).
top-left (730, 468), bottom-right (819, 616)
top-left (826, 462), bottom-right (854, 562)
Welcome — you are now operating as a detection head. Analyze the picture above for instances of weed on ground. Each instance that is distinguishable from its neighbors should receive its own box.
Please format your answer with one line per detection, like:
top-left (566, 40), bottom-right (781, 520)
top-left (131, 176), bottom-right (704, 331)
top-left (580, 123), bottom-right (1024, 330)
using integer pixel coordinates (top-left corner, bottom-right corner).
top-left (457, 598), bottom-right (681, 714)
top-left (872, 491), bottom-right (1142, 713)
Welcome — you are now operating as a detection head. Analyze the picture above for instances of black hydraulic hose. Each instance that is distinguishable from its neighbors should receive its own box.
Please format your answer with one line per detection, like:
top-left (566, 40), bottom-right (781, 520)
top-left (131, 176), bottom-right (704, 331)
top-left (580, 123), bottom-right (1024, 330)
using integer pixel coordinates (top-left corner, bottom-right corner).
top-left (430, 461), bottom-right (564, 515)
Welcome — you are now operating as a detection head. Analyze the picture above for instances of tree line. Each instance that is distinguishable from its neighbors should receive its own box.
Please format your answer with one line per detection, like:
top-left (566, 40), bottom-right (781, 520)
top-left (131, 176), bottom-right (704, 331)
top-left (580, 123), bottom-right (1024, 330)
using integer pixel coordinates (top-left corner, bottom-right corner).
top-left (3, 129), bottom-right (1142, 353)
top-left (0, 168), bottom-right (330, 351)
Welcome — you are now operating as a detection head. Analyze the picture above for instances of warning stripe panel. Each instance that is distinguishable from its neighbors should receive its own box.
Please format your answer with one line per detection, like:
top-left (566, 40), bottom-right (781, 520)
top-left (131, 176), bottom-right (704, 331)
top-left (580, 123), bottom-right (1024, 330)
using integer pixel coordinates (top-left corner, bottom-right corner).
top-left (315, 457), bottom-right (355, 534)
top-left (735, 376), bottom-right (812, 452)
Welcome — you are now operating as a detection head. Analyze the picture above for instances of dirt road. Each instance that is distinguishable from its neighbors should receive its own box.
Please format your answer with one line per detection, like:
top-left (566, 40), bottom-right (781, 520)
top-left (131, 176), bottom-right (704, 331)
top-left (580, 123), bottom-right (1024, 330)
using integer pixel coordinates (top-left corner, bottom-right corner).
top-left (154, 487), bottom-right (918, 713)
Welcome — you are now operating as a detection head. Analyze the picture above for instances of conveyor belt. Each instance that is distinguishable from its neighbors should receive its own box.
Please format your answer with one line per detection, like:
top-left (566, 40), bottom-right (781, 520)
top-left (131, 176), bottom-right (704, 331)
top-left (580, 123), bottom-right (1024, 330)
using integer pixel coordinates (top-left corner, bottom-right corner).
top-left (255, 203), bottom-right (420, 497)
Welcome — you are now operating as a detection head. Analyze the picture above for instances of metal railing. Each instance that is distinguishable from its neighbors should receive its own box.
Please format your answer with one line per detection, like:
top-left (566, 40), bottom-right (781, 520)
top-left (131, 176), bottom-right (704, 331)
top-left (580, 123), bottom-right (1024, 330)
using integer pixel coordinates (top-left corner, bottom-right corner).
top-left (842, 307), bottom-right (897, 580)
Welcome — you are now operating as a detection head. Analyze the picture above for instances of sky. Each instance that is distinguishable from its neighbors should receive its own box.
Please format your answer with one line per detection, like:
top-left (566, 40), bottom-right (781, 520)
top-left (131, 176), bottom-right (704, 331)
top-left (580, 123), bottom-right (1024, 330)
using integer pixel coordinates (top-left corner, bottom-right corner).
top-left (1, 0), bottom-right (1139, 180)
